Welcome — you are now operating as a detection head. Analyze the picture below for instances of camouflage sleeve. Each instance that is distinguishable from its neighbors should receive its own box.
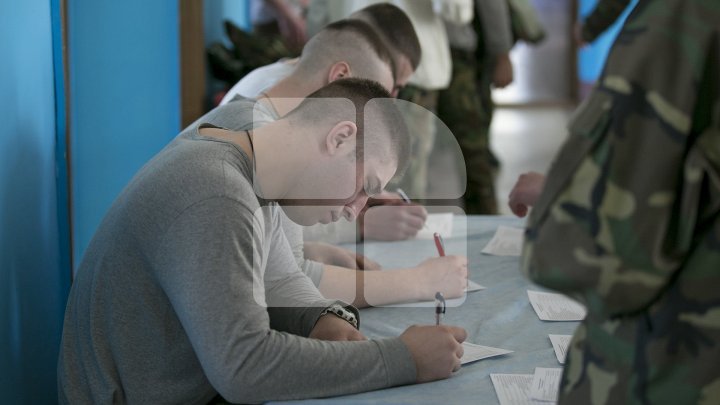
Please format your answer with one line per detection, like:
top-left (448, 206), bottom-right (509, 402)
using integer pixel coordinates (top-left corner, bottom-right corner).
top-left (523, 3), bottom-right (720, 402)
top-left (580, 0), bottom-right (632, 43)
top-left (523, 1), bottom-right (720, 319)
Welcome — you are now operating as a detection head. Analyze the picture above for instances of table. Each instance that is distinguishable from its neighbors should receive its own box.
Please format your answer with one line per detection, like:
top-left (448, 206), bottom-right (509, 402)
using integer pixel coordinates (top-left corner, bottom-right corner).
top-left (275, 215), bottom-right (579, 404)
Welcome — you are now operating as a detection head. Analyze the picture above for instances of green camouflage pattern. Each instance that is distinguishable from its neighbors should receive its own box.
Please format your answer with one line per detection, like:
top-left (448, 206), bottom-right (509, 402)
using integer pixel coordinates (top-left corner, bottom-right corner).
top-left (437, 48), bottom-right (498, 214)
top-left (522, 0), bottom-right (720, 403)
top-left (394, 85), bottom-right (439, 198)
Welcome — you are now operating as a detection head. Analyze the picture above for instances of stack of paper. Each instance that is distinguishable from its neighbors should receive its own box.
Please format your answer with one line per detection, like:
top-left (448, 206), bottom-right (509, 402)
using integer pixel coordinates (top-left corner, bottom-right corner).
top-left (491, 367), bottom-right (562, 405)
top-left (481, 226), bottom-right (525, 256)
top-left (527, 290), bottom-right (587, 321)
top-left (529, 368), bottom-right (562, 403)
top-left (490, 374), bottom-right (534, 405)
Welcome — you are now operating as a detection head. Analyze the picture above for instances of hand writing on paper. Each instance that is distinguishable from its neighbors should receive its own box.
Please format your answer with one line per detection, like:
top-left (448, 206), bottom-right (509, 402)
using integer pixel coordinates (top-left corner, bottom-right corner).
top-left (400, 325), bottom-right (467, 382)
top-left (309, 313), bottom-right (365, 341)
top-left (360, 191), bottom-right (428, 241)
top-left (414, 256), bottom-right (468, 300)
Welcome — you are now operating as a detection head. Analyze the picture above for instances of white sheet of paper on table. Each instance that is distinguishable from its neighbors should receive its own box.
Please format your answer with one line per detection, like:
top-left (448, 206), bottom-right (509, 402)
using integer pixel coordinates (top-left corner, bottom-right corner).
top-left (414, 213), bottom-right (454, 240)
top-left (529, 367), bottom-right (562, 403)
top-left (491, 373), bottom-right (537, 405)
top-left (466, 280), bottom-right (485, 292)
top-left (481, 225), bottom-right (525, 256)
top-left (384, 280), bottom-right (485, 307)
top-left (461, 342), bottom-right (513, 365)
top-left (548, 334), bottom-right (572, 364)
top-left (527, 290), bottom-right (587, 321)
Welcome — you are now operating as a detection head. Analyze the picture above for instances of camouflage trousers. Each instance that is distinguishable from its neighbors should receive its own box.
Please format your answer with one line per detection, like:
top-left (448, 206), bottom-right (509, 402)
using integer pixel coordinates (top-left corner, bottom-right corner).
top-left (436, 48), bottom-right (498, 214)
top-left (394, 86), bottom-right (439, 199)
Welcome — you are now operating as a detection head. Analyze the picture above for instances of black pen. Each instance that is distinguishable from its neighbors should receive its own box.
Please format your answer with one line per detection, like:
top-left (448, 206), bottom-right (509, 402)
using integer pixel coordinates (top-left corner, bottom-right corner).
top-left (435, 292), bottom-right (446, 326)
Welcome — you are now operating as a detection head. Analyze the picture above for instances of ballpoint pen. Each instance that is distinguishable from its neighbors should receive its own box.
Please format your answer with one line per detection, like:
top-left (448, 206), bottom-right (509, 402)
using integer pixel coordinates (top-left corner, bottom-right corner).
top-left (435, 292), bottom-right (446, 325)
top-left (433, 233), bottom-right (447, 326)
top-left (397, 188), bottom-right (429, 230)
top-left (433, 232), bottom-right (446, 257)
top-left (396, 188), bottom-right (411, 204)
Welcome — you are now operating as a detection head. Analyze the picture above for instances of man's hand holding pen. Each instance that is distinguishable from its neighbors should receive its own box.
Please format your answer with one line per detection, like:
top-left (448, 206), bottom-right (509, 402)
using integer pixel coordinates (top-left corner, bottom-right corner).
top-left (400, 325), bottom-right (466, 382)
top-left (359, 190), bottom-right (428, 241)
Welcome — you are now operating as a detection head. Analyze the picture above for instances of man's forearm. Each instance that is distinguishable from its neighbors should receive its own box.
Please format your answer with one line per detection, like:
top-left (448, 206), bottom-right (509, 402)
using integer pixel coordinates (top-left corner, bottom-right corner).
top-left (318, 265), bottom-right (423, 308)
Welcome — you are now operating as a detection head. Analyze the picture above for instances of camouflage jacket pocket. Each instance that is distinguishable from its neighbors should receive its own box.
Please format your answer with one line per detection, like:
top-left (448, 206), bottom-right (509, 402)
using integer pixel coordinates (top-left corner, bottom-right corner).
top-left (523, 89), bottom-right (670, 317)
top-left (523, 82), bottom-right (720, 318)
top-left (526, 89), bottom-right (613, 237)
top-left (521, 89), bottom-right (632, 317)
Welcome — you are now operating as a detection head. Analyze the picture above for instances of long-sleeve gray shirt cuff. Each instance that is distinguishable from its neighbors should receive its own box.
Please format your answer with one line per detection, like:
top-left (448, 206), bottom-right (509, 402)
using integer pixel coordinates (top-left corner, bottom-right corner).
top-left (373, 338), bottom-right (417, 387)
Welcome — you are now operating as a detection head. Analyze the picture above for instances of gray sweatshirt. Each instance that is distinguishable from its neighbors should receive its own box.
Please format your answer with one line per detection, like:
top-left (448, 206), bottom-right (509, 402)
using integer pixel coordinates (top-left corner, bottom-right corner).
top-left (189, 96), bottom-right (327, 286)
top-left (57, 123), bottom-right (416, 404)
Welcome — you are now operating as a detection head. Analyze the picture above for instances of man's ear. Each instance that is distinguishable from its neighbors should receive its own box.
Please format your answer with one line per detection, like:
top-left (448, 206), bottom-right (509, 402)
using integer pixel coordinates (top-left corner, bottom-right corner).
top-left (325, 121), bottom-right (357, 156)
top-left (327, 61), bottom-right (352, 83)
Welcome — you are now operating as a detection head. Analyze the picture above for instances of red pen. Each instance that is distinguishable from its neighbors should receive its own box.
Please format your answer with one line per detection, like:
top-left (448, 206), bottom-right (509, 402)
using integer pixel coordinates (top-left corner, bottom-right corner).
top-left (433, 232), bottom-right (445, 257)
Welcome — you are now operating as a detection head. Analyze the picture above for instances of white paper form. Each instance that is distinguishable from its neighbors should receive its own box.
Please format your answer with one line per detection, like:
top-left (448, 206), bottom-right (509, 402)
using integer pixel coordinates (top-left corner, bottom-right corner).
top-left (529, 367), bottom-right (562, 403)
top-left (527, 290), bottom-right (587, 321)
top-left (490, 374), bottom-right (535, 405)
top-left (387, 279), bottom-right (484, 307)
top-left (548, 335), bottom-right (572, 364)
top-left (481, 225), bottom-right (524, 256)
top-left (415, 213), bottom-right (454, 240)
top-left (467, 280), bottom-right (485, 292)
top-left (461, 342), bottom-right (513, 365)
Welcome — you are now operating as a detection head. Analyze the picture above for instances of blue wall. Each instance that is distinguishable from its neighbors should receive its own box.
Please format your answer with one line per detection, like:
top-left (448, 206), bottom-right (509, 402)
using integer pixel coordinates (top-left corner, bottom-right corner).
top-left (0, 0), bottom-right (69, 402)
top-left (68, 0), bottom-right (181, 266)
top-left (578, 0), bottom-right (638, 82)
top-left (2, 0), bottom-right (236, 401)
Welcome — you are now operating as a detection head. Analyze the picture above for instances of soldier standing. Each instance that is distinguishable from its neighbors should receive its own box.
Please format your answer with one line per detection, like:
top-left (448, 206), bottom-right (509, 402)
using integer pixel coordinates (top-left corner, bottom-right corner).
top-left (523, 0), bottom-right (720, 403)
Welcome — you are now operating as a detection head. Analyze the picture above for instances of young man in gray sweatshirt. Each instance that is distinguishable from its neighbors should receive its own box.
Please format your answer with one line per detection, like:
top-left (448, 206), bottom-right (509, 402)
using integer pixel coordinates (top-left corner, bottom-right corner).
top-left (57, 79), bottom-right (467, 404)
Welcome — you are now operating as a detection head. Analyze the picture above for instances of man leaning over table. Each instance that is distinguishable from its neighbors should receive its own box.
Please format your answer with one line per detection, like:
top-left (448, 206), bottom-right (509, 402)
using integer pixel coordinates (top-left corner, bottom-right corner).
top-left (201, 17), bottom-right (468, 308)
top-left (222, 2), bottom-right (428, 244)
top-left (58, 79), bottom-right (467, 404)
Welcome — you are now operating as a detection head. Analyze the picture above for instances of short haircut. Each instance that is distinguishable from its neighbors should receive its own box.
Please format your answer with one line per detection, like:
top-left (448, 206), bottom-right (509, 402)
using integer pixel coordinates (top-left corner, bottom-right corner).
top-left (295, 19), bottom-right (396, 85)
top-left (285, 78), bottom-right (410, 176)
top-left (351, 3), bottom-right (422, 70)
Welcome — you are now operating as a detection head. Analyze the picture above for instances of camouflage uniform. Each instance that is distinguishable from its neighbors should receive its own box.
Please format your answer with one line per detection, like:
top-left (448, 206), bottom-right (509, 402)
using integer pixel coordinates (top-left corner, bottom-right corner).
top-left (436, 46), bottom-right (498, 214)
top-left (522, 0), bottom-right (720, 403)
top-left (396, 85), bottom-right (439, 198)
top-left (436, 0), bottom-right (514, 214)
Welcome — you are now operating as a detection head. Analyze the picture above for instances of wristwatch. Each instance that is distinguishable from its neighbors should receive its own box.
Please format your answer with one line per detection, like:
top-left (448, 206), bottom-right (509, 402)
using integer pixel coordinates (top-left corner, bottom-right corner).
top-left (319, 304), bottom-right (359, 329)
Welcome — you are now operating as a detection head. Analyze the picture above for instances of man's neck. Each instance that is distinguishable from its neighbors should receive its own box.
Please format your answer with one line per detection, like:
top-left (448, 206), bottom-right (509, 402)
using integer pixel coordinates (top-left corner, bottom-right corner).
top-left (248, 121), bottom-right (314, 201)
top-left (261, 74), bottom-right (321, 117)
